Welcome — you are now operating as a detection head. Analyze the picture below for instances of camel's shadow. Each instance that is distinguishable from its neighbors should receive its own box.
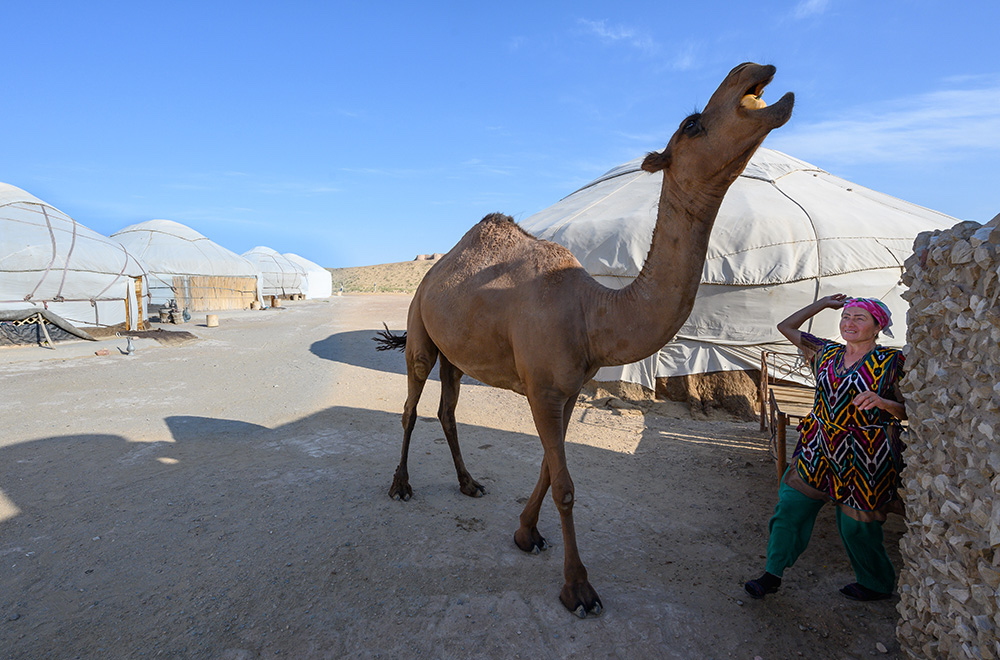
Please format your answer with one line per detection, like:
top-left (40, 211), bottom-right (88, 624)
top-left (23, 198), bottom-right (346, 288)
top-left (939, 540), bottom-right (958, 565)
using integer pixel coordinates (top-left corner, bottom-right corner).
top-left (311, 329), bottom-right (482, 386)
top-left (311, 329), bottom-right (408, 375)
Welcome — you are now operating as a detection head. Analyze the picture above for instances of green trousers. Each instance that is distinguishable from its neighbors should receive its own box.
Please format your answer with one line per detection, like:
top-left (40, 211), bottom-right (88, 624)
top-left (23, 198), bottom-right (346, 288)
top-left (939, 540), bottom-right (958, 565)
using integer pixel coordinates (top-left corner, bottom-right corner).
top-left (764, 474), bottom-right (896, 594)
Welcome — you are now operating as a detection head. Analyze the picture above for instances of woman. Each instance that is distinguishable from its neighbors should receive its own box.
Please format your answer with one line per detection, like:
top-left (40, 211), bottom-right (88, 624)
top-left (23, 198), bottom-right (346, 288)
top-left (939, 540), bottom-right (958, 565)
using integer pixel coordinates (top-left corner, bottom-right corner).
top-left (745, 293), bottom-right (907, 602)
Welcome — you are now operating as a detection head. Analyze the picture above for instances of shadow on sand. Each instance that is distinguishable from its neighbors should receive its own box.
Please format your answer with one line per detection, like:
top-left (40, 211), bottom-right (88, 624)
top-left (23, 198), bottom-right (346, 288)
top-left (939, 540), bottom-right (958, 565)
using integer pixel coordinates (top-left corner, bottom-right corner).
top-left (0, 402), bottom-right (904, 658)
top-left (311, 329), bottom-right (482, 387)
top-left (310, 329), bottom-right (409, 377)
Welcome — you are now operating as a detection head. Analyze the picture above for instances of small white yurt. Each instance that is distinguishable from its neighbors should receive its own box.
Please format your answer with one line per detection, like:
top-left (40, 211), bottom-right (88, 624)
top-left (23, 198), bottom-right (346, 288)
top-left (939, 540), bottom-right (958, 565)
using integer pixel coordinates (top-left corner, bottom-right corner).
top-left (112, 219), bottom-right (261, 312)
top-left (242, 247), bottom-right (305, 301)
top-left (519, 148), bottom-right (959, 413)
top-left (1, 182), bottom-right (148, 335)
top-left (284, 253), bottom-right (332, 299)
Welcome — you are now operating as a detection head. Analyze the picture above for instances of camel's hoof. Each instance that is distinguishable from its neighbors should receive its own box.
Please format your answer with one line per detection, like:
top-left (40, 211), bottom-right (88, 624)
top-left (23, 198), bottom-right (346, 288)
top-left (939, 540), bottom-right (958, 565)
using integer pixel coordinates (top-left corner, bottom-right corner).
top-left (560, 583), bottom-right (603, 619)
top-left (460, 480), bottom-right (486, 498)
top-left (572, 601), bottom-right (603, 618)
top-left (513, 529), bottom-right (547, 554)
top-left (388, 481), bottom-right (413, 501)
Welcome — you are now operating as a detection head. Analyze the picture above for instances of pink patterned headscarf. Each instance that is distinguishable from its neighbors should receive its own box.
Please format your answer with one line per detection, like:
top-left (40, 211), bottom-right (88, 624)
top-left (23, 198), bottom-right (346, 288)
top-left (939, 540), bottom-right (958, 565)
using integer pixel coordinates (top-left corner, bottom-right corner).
top-left (844, 297), bottom-right (893, 338)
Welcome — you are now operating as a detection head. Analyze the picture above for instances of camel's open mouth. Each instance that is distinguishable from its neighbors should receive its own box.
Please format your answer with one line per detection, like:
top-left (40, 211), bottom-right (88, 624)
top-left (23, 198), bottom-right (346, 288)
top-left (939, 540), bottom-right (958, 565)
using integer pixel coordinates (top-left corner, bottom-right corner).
top-left (740, 76), bottom-right (773, 111)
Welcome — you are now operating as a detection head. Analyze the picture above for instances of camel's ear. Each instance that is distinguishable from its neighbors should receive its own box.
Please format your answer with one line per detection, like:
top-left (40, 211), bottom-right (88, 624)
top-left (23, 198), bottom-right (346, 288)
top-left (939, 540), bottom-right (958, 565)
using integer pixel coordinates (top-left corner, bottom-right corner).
top-left (641, 147), bottom-right (671, 173)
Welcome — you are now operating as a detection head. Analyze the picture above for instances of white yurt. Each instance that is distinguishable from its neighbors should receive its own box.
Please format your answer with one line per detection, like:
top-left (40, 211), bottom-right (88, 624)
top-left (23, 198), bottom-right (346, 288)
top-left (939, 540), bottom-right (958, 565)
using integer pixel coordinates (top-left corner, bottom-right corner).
top-left (284, 252), bottom-right (333, 299)
top-left (242, 247), bottom-right (305, 301)
top-left (1, 182), bottom-right (148, 338)
top-left (112, 219), bottom-right (261, 312)
top-left (519, 148), bottom-right (959, 413)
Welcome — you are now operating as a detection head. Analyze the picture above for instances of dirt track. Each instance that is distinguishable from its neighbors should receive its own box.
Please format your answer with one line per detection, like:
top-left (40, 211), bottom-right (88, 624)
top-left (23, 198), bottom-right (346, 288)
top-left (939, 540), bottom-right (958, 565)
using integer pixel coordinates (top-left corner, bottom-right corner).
top-left (0, 295), bottom-right (905, 658)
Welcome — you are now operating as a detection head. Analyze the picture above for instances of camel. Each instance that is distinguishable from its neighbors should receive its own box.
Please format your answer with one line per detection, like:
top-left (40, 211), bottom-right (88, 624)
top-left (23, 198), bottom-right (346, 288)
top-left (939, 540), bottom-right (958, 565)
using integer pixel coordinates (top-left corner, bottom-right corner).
top-left (375, 63), bottom-right (794, 617)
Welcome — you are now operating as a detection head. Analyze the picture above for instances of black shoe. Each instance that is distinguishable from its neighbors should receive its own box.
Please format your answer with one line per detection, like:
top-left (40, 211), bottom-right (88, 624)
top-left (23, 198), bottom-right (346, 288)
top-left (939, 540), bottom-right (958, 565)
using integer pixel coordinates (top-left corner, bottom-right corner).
top-left (744, 572), bottom-right (781, 599)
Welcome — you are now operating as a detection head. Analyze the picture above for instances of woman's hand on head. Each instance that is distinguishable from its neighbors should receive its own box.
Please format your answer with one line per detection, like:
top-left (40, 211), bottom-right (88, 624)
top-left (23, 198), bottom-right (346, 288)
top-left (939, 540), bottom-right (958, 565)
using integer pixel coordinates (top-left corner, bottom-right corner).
top-left (821, 293), bottom-right (848, 310)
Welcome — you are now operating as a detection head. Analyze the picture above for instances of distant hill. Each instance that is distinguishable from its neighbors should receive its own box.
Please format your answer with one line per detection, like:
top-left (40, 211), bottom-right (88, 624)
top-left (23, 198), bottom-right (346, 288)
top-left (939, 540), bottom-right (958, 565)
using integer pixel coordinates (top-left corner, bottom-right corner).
top-left (326, 257), bottom-right (439, 294)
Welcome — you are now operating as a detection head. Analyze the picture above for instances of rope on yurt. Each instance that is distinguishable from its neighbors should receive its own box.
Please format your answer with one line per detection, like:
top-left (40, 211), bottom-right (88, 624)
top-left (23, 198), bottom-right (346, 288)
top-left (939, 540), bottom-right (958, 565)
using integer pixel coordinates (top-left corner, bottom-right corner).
top-left (25, 204), bottom-right (60, 303)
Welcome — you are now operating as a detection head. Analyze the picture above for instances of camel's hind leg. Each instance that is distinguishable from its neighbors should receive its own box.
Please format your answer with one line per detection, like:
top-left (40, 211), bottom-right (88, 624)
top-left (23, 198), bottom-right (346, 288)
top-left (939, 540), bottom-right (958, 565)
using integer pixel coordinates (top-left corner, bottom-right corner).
top-left (438, 354), bottom-right (485, 497)
top-left (388, 313), bottom-right (438, 501)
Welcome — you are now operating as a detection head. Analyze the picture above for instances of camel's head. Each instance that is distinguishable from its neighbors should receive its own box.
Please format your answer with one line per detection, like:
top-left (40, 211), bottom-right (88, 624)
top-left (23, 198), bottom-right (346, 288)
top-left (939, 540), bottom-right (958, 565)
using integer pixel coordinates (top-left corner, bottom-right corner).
top-left (641, 62), bottom-right (794, 196)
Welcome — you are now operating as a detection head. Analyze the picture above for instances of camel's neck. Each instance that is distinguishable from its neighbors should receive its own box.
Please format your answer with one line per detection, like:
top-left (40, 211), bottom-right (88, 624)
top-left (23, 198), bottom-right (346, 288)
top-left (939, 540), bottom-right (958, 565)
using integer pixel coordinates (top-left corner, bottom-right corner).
top-left (586, 176), bottom-right (724, 367)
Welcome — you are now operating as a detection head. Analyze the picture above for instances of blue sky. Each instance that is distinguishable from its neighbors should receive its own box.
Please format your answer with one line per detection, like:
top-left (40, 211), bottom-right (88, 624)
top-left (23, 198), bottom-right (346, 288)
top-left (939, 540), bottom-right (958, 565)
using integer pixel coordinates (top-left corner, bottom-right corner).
top-left (3, 1), bottom-right (998, 267)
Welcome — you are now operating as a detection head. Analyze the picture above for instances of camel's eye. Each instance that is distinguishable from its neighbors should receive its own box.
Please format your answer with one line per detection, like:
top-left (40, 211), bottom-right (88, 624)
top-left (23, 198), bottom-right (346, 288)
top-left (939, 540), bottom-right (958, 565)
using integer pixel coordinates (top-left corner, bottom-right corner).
top-left (681, 114), bottom-right (702, 136)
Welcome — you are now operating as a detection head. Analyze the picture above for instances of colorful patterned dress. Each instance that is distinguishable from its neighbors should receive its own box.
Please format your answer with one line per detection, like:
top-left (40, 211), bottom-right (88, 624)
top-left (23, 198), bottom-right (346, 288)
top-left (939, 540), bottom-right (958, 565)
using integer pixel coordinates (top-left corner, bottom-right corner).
top-left (787, 333), bottom-right (906, 522)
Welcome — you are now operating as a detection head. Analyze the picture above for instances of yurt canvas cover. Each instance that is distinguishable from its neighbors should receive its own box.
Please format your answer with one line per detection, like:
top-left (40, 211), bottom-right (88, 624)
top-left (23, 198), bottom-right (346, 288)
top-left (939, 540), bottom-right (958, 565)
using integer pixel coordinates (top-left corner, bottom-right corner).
top-left (242, 247), bottom-right (305, 300)
top-left (519, 148), bottom-right (959, 390)
top-left (0, 308), bottom-right (94, 347)
top-left (1, 182), bottom-right (147, 332)
top-left (284, 253), bottom-right (332, 299)
top-left (112, 219), bottom-right (261, 312)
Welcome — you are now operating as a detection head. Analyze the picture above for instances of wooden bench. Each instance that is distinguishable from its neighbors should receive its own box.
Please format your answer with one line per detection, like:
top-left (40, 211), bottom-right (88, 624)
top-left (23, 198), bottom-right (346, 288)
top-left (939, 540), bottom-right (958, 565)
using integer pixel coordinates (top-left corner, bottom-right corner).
top-left (758, 349), bottom-right (909, 484)
top-left (758, 350), bottom-right (815, 482)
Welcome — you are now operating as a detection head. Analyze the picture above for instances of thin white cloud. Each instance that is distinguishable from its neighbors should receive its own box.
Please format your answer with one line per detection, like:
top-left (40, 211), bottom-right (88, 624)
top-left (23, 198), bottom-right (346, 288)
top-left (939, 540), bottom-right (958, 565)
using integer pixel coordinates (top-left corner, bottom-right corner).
top-left (338, 166), bottom-right (437, 178)
top-left (174, 212), bottom-right (271, 229)
top-left (577, 18), bottom-right (658, 56)
top-left (163, 182), bottom-right (214, 191)
top-left (669, 42), bottom-right (699, 71)
top-left (770, 82), bottom-right (1000, 165)
top-left (576, 18), bottom-right (700, 71)
top-left (164, 176), bottom-right (340, 196)
top-left (254, 181), bottom-right (341, 196)
top-left (794, 0), bottom-right (832, 19)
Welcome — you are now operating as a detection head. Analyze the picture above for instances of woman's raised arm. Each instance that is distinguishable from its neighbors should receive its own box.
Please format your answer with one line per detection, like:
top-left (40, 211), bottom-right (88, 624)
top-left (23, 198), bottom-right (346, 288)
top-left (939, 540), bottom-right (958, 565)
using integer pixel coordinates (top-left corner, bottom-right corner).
top-left (777, 293), bottom-right (848, 356)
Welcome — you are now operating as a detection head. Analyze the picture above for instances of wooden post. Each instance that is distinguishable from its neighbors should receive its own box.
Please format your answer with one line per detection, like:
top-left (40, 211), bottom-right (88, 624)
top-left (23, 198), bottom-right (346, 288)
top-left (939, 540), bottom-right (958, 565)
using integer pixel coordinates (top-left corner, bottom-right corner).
top-left (775, 412), bottom-right (787, 482)
top-left (759, 351), bottom-right (768, 432)
top-left (37, 313), bottom-right (55, 350)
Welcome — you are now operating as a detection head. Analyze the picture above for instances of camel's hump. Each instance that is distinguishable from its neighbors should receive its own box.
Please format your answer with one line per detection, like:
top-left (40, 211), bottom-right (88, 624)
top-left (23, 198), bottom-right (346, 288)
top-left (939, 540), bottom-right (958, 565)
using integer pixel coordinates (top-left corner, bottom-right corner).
top-left (477, 212), bottom-right (531, 237)
top-left (467, 213), bottom-right (565, 254)
top-left (440, 212), bottom-right (578, 272)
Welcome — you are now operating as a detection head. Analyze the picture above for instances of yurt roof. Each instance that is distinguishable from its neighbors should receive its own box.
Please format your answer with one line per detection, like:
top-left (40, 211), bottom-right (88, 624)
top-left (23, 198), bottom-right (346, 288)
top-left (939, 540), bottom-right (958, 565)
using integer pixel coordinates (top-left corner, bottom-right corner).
top-left (243, 247), bottom-right (305, 272)
top-left (284, 252), bottom-right (333, 299)
top-left (242, 246), bottom-right (305, 295)
top-left (1, 182), bottom-right (147, 328)
top-left (112, 219), bottom-right (258, 278)
top-left (283, 252), bottom-right (325, 274)
top-left (518, 148), bottom-right (959, 387)
top-left (521, 148), bottom-right (956, 289)
top-left (1, 182), bottom-right (147, 286)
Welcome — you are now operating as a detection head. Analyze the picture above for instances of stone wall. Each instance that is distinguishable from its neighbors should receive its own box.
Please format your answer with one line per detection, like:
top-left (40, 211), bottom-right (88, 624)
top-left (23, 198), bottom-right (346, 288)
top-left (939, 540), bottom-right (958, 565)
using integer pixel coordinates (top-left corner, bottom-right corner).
top-left (896, 214), bottom-right (1000, 659)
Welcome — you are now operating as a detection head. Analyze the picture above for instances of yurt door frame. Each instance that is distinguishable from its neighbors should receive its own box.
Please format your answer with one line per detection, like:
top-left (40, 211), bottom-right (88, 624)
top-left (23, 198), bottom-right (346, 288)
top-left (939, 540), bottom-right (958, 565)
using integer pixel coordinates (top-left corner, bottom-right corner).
top-left (125, 276), bottom-right (144, 331)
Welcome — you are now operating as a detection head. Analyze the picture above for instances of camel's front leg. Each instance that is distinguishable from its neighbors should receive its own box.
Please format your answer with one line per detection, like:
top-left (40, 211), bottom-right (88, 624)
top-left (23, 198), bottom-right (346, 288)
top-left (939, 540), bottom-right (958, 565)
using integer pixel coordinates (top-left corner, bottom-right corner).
top-left (526, 389), bottom-right (602, 618)
top-left (515, 394), bottom-right (577, 553)
top-left (514, 456), bottom-right (550, 553)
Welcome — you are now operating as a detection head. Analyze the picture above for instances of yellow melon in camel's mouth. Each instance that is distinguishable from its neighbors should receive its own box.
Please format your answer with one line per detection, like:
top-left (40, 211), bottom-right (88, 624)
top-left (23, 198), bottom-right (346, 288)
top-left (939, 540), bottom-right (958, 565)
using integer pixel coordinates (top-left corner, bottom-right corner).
top-left (741, 94), bottom-right (767, 110)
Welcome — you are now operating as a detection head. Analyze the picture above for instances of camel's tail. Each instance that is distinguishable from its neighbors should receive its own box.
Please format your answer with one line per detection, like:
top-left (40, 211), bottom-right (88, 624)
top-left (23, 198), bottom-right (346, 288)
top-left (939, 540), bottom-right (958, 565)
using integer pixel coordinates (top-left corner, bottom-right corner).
top-left (373, 322), bottom-right (407, 352)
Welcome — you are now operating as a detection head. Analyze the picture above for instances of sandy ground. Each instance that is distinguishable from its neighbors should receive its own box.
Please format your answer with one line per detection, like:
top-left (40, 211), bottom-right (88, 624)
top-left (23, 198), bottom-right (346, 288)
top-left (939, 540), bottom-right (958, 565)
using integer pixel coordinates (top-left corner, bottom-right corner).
top-left (0, 294), bottom-right (907, 659)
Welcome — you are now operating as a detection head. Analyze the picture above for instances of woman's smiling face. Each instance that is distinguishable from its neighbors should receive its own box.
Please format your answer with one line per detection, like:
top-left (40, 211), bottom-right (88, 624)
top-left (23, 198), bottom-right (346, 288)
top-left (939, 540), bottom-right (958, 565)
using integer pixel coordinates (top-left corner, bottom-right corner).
top-left (840, 307), bottom-right (880, 344)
